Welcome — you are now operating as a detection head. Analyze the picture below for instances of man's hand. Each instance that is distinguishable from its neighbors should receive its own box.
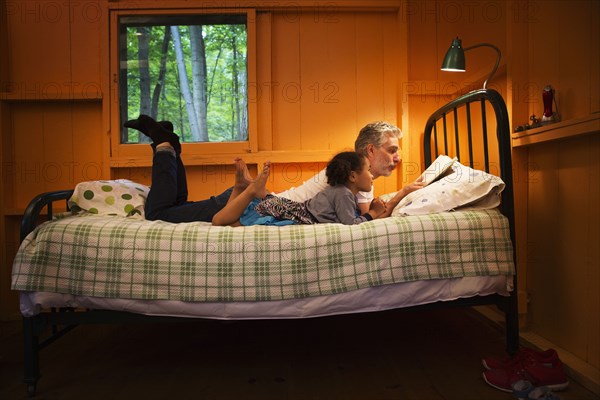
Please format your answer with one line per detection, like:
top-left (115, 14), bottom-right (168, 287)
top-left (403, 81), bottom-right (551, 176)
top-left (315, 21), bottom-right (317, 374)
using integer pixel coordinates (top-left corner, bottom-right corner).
top-left (378, 177), bottom-right (426, 218)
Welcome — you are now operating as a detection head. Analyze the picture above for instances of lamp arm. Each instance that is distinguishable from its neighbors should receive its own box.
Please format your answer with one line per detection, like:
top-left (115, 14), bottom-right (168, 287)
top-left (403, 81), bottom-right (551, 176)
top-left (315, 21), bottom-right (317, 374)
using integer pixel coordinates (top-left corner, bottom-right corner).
top-left (464, 43), bottom-right (501, 89)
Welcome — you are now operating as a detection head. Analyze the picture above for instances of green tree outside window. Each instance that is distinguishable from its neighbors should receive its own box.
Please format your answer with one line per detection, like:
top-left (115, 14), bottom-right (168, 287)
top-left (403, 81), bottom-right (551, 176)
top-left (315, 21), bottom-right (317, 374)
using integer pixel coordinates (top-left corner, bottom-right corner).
top-left (119, 15), bottom-right (248, 144)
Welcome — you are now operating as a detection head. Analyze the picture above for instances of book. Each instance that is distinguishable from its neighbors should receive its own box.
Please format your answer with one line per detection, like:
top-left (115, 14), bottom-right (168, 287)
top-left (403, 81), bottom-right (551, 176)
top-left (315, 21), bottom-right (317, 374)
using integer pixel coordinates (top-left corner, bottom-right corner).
top-left (419, 155), bottom-right (458, 186)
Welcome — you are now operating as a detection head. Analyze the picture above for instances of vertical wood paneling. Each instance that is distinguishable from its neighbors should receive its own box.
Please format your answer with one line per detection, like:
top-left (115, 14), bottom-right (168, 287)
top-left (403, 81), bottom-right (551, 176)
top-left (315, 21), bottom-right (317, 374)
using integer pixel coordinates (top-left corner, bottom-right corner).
top-left (271, 12), bottom-right (301, 151)
top-left (70, 1), bottom-right (102, 90)
top-left (588, 135), bottom-right (600, 369)
top-left (591, 1), bottom-right (600, 114)
top-left (558, 2), bottom-right (593, 119)
top-left (382, 12), bottom-right (399, 124)
top-left (6, 1), bottom-right (72, 90)
top-left (71, 103), bottom-right (104, 182)
top-left (256, 12), bottom-right (273, 152)
top-left (298, 13), bottom-right (334, 150)
top-left (9, 102), bottom-right (104, 208)
top-left (322, 14), bottom-right (357, 151)
top-left (528, 1), bottom-right (597, 120)
top-left (528, 135), bottom-right (600, 367)
top-left (271, 11), bottom-right (399, 155)
top-left (10, 104), bottom-right (47, 207)
top-left (356, 13), bottom-right (386, 128)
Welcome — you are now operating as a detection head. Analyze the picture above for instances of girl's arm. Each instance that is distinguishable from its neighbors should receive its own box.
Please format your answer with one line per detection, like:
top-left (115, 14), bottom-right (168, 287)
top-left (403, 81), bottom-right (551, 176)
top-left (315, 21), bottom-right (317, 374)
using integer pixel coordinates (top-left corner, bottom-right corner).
top-left (335, 191), bottom-right (378, 225)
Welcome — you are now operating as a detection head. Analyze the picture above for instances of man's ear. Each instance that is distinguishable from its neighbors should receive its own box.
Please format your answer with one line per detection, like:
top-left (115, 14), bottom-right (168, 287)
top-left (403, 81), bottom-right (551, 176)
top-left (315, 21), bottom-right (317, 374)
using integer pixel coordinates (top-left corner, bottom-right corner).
top-left (366, 143), bottom-right (376, 156)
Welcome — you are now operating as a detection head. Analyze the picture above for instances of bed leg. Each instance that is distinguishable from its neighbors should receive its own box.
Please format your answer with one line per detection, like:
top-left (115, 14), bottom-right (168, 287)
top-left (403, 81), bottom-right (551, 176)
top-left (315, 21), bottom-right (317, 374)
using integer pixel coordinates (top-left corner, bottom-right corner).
top-left (505, 291), bottom-right (520, 356)
top-left (22, 317), bottom-right (40, 397)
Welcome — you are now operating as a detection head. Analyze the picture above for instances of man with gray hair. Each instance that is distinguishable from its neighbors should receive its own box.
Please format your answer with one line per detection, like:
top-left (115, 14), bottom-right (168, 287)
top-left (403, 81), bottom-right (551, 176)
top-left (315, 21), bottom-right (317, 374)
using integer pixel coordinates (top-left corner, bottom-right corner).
top-left (277, 121), bottom-right (424, 218)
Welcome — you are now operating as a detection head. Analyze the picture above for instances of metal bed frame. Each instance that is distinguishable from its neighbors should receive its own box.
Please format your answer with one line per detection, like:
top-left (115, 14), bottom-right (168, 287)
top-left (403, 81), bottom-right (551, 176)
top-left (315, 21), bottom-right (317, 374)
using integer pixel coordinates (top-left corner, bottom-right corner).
top-left (16, 88), bottom-right (518, 396)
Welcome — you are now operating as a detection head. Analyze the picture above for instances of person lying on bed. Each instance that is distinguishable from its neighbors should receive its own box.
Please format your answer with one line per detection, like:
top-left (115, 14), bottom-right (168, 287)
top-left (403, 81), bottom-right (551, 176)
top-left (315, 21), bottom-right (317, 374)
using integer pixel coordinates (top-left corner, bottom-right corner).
top-left (276, 121), bottom-right (424, 218)
top-left (211, 151), bottom-right (387, 226)
top-left (124, 115), bottom-right (422, 223)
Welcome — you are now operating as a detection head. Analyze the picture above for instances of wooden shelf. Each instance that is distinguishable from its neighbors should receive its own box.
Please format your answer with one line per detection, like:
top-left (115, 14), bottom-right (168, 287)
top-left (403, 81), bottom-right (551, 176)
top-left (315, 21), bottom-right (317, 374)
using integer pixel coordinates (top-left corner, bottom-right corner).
top-left (0, 91), bottom-right (102, 102)
top-left (512, 114), bottom-right (600, 147)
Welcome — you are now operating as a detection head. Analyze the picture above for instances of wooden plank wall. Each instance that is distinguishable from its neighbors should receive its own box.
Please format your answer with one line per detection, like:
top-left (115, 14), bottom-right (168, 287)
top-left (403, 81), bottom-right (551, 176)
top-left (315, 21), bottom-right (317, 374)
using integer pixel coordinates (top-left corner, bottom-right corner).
top-left (0, 0), bottom-right (598, 384)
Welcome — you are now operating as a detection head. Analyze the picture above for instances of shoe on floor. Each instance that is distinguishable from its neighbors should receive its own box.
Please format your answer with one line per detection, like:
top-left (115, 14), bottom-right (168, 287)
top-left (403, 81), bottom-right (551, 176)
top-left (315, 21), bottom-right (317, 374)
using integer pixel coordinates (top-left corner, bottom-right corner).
top-left (527, 385), bottom-right (562, 399)
top-left (482, 347), bottom-right (559, 370)
top-left (512, 379), bottom-right (535, 399)
top-left (511, 380), bottom-right (561, 400)
top-left (482, 358), bottom-right (569, 392)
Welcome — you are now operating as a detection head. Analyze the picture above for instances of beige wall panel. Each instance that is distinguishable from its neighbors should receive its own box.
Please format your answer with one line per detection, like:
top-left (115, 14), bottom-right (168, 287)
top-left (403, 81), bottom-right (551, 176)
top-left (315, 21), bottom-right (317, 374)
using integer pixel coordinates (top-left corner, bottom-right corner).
top-left (270, 11), bottom-right (400, 155)
top-left (586, 135), bottom-right (599, 368)
top-left (71, 103), bottom-right (105, 182)
top-left (69, 0), bottom-right (103, 92)
top-left (10, 103), bottom-right (48, 208)
top-left (271, 12), bottom-right (302, 151)
top-left (407, 0), bottom-right (437, 82)
top-left (591, 1), bottom-right (600, 114)
top-left (255, 12), bottom-right (273, 152)
top-left (557, 2), bottom-right (593, 119)
top-left (527, 141), bottom-right (559, 325)
top-left (9, 102), bottom-right (104, 209)
top-left (355, 13), bottom-right (386, 130)
top-left (382, 13), bottom-right (399, 124)
top-left (6, 1), bottom-right (71, 92)
top-left (528, 135), bottom-right (599, 364)
top-left (528, 1), bottom-right (597, 121)
top-left (297, 13), bottom-right (344, 150)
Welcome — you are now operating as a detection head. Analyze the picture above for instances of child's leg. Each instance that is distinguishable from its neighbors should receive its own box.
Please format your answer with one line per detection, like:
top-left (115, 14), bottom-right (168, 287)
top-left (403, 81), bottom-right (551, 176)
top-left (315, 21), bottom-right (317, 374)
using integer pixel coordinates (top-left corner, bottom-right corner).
top-left (212, 161), bottom-right (270, 226)
top-left (227, 158), bottom-right (254, 204)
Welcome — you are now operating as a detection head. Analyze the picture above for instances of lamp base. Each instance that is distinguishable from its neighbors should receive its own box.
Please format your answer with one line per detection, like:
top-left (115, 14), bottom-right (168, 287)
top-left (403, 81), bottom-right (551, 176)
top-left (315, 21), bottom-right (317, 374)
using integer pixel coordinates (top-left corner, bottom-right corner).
top-left (541, 113), bottom-right (560, 126)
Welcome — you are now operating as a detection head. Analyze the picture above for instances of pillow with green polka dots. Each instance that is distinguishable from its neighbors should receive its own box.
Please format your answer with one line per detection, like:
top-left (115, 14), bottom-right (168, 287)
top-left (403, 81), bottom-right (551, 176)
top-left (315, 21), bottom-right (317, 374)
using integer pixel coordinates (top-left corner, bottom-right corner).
top-left (68, 179), bottom-right (150, 217)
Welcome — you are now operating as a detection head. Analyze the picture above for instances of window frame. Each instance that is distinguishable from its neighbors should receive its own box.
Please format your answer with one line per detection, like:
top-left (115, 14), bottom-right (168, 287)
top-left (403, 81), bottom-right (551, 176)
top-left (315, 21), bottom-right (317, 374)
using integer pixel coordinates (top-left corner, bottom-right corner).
top-left (109, 8), bottom-right (257, 164)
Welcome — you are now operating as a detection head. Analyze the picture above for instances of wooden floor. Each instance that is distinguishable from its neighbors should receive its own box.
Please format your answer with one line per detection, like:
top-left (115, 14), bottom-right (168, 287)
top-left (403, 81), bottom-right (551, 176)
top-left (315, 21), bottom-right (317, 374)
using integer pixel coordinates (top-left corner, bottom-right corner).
top-left (1, 308), bottom-right (598, 400)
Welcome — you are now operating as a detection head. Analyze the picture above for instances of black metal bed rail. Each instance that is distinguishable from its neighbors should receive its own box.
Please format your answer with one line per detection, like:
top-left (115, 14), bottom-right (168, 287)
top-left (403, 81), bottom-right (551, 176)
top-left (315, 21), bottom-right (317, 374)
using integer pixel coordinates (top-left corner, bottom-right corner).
top-left (423, 89), bottom-right (518, 356)
top-left (20, 189), bottom-right (74, 242)
top-left (423, 89), bottom-right (514, 238)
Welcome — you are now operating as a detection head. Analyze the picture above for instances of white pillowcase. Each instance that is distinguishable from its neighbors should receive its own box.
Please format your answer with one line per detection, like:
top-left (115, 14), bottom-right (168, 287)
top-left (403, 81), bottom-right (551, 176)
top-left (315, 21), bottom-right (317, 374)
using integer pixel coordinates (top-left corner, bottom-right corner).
top-left (68, 179), bottom-right (150, 217)
top-left (391, 162), bottom-right (505, 216)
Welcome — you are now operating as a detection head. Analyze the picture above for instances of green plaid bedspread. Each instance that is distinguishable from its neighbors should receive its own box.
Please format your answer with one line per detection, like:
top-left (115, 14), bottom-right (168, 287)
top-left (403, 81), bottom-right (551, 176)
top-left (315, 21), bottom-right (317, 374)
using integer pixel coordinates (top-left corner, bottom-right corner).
top-left (12, 209), bottom-right (514, 302)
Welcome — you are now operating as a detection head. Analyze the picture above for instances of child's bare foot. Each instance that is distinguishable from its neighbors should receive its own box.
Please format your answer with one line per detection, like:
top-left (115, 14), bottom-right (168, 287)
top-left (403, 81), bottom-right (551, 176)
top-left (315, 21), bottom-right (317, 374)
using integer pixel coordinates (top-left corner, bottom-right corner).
top-left (233, 158), bottom-right (253, 190)
top-left (249, 161), bottom-right (271, 199)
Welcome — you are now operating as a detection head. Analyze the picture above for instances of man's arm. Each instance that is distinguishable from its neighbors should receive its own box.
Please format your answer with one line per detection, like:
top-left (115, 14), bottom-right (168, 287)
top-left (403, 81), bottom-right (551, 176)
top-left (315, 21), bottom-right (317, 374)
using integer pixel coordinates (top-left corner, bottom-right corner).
top-left (378, 178), bottom-right (426, 218)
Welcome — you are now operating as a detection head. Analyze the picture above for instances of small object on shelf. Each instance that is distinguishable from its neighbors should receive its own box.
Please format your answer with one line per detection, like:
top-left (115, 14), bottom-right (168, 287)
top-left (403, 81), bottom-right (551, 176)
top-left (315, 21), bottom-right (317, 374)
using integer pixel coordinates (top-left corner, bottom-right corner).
top-left (529, 114), bottom-right (542, 129)
top-left (542, 85), bottom-right (560, 125)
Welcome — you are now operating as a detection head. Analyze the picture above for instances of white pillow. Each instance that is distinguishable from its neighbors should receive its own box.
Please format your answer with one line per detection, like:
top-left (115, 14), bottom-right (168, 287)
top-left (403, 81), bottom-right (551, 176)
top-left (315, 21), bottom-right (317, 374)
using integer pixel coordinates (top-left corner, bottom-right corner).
top-left (68, 179), bottom-right (150, 217)
top-left (391, 162), bottom-right (505, 216)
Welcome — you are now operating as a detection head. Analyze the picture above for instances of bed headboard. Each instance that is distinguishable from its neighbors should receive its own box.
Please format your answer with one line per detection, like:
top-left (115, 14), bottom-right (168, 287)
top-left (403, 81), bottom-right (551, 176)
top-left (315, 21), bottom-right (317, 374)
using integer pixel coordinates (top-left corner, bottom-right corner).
top-left (422, 89), bottom-right (514, 228)
top-left (422, 89), bottom-right (518, 350)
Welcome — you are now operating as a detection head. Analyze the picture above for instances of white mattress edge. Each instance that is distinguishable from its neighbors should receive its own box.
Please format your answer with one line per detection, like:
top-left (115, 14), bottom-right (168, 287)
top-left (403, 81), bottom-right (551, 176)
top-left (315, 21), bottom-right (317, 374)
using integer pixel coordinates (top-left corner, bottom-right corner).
top-left (20, 275), bottom-right (512, 320)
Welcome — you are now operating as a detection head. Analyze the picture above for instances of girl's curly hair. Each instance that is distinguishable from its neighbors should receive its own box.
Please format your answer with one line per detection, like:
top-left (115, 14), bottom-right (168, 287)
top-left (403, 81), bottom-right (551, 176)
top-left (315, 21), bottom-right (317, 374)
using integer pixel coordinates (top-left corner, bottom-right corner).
top-left (326, 151), bottom-right (366, 186)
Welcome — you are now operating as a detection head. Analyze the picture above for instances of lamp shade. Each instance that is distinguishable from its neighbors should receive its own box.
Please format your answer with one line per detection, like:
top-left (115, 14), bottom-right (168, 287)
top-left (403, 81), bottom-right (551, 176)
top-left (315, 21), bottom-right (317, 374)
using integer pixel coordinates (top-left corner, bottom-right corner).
top-left (441, 38), bottom-right (465, 71)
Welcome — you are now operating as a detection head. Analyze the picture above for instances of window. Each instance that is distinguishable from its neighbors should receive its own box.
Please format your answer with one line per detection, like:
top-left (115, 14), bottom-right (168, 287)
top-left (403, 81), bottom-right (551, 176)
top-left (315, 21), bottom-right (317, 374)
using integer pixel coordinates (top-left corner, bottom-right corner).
top-left (118, 14), bottom-right (248, 145)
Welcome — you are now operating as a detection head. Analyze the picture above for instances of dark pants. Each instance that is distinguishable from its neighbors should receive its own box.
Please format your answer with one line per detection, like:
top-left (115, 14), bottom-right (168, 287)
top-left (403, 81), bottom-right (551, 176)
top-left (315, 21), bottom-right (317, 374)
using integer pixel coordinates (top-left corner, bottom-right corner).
top-left (145, 151), bottom-right (232, 223)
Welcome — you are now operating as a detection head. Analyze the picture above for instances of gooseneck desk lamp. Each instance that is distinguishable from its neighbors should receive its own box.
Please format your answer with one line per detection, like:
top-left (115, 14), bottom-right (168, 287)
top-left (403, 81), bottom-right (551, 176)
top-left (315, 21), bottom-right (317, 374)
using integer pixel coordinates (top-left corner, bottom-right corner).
top-left (441, 37), bottom-right (501, 89)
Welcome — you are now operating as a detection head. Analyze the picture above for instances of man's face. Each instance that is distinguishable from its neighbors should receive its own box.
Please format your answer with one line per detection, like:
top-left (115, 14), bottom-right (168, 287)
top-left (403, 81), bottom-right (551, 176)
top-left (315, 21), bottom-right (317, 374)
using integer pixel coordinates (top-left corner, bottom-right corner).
top-left (367, 134), bottom-right (400, 179)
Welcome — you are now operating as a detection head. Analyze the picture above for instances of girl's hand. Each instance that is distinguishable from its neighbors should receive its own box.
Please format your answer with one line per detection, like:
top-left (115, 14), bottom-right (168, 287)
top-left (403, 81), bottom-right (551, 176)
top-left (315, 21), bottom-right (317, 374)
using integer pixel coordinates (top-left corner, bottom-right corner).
top-left (369, 198), bottom-right (387, 218)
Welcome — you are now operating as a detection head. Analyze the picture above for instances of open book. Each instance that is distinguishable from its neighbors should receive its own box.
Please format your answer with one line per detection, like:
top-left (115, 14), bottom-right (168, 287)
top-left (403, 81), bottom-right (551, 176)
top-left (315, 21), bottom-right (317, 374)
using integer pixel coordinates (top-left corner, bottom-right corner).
top-left (419, 155), bottom-right (458, 186)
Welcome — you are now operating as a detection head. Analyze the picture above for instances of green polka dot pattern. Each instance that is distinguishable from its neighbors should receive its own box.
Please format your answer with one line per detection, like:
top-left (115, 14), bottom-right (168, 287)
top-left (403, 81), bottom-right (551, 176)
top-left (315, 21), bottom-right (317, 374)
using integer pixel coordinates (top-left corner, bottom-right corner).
top-left (68, 179), bottom-right (150, 217)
